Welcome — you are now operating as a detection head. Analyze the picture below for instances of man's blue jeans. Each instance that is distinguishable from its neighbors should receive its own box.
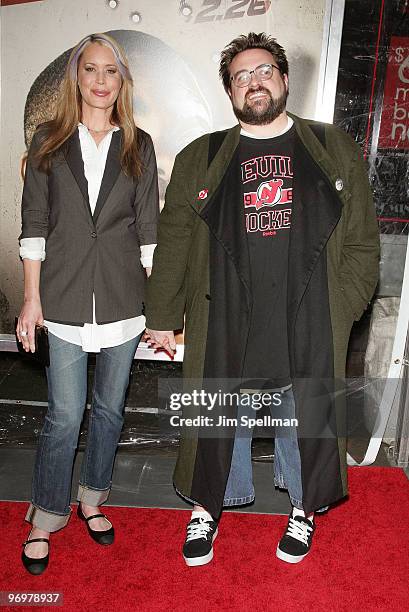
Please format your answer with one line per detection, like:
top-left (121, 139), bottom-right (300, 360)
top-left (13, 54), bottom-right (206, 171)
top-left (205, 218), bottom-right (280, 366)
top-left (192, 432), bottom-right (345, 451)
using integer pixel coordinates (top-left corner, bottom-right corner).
top-left (25, 332), bottom-right (141, 532)
top-left (224, 387), bottom-right (304, 509)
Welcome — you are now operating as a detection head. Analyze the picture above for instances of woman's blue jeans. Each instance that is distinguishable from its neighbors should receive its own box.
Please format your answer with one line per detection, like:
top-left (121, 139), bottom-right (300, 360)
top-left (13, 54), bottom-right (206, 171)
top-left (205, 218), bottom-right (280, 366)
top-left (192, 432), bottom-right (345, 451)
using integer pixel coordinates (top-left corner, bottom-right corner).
top-left (25, 332), bottom-right (141, 532)
top-left (224, 387), bottom-right (305, 509)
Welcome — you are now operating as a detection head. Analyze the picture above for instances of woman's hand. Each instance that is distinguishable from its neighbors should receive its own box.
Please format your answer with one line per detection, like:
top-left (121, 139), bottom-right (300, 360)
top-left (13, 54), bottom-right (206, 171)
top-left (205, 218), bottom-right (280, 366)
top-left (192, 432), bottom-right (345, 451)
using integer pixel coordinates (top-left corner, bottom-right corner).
top-left (17, 297), bottom-right (44, 353)
top-left (17, 259), bottom-right (43, 352)
top-left (144, 328), bottom-right (176, 357)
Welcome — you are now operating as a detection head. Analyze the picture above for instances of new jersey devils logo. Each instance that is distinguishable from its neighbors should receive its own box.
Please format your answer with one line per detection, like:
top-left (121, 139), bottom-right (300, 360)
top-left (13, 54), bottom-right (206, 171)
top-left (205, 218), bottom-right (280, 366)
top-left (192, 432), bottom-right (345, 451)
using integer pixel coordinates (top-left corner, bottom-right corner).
top-left (255, 179), bottom-right (283, 209)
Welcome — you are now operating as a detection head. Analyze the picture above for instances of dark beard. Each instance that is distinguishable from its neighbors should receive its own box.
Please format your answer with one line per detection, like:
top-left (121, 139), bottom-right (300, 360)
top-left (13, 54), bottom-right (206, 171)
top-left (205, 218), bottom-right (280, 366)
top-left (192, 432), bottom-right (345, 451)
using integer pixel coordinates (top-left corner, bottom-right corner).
top-left (232, 86), bottom-right (288, 125)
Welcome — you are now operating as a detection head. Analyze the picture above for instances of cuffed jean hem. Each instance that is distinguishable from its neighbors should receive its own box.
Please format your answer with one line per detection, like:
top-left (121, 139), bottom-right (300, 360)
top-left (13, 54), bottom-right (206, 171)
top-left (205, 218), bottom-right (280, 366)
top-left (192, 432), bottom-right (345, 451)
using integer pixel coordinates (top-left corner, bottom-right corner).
top-left (25, 503), bottom-right (71, 532)
top-left (223, 493), bottom-right (255, 507)
top-left (77, 483), bottom-right (110, 506)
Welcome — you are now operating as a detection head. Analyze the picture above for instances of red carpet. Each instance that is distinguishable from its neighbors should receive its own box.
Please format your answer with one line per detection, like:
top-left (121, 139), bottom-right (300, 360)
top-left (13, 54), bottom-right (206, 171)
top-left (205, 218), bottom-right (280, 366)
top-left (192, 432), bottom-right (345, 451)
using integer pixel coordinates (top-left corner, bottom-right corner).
top-left (0, 467), bottom-right (408, 611)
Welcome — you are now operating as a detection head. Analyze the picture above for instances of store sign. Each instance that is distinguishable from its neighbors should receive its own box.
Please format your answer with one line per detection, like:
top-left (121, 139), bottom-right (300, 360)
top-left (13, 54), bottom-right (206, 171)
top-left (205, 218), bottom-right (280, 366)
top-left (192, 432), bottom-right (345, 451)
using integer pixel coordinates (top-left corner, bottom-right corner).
top-left (379, 36), bottom-right (409, 149)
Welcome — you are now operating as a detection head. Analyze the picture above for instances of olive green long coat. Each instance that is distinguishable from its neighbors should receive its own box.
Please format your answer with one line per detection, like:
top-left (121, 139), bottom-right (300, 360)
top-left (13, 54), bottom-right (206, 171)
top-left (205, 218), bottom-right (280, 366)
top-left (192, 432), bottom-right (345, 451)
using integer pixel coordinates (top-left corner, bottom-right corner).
top-left (146, 113), bottom-right (380, 518)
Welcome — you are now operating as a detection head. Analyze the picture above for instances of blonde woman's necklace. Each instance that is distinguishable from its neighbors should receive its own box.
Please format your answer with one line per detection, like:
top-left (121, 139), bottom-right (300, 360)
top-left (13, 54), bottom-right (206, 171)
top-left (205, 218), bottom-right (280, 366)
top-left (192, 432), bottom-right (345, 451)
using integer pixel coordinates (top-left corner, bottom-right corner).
top-left (87, 127), bottom-right (112, 133)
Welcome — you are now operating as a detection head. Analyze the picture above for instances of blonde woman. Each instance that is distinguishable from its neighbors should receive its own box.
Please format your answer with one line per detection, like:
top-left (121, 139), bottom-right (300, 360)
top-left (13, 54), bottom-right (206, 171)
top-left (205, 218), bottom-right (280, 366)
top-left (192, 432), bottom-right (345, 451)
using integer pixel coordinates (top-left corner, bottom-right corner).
top-left (16, 33), bottom-right (159, 574)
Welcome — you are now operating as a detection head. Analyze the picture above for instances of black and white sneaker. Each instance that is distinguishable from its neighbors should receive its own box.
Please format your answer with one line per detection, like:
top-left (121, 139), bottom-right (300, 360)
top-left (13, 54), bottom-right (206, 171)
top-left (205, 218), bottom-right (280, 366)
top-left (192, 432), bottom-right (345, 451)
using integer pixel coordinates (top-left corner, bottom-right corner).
top-left (276, 510), bottom-right (315, 564)
top-left (183, 515), bottom-right (218, 567)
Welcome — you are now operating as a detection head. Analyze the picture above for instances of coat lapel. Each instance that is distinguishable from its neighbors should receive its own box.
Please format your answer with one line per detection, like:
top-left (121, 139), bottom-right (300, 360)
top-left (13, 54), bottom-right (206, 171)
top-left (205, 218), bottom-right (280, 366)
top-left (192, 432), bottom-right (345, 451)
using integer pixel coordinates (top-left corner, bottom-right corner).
top-left (287, 132), bottom-right (343, 351)
top-left (288, 111), bottom-right (352, 208)
top-left (64, 129), bottom-right (93, 224)
top-left (194, 125), bottom-right (252, 294)
top-left (93, 130), bottom-right (122, 223)
top-left (200, 150), bottom-right (252, 296)
top-left (190, 125), bottom-right (241, 214)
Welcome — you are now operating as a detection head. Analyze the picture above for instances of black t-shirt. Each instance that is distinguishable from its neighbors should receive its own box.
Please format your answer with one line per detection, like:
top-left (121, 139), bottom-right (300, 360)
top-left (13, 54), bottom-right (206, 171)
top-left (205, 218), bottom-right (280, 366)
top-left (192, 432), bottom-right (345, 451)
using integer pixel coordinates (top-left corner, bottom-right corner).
top-left (240, 125), bottom-right (295, 389)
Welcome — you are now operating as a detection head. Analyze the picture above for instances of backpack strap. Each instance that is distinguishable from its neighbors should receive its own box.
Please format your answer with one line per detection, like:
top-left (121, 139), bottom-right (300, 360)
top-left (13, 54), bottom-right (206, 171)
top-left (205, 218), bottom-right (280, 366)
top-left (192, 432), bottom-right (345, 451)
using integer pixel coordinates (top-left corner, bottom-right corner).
top-left (207, 130), bottom-right (228, 168)
top-left (309, 122), bottom-right (327, 149)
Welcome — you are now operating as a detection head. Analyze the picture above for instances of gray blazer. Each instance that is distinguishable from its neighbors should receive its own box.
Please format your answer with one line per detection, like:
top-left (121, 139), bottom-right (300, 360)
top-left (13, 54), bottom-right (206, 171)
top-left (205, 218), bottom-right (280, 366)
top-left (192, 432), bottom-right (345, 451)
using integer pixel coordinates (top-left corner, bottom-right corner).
top-left (20, 126), bottom-right (159, 324)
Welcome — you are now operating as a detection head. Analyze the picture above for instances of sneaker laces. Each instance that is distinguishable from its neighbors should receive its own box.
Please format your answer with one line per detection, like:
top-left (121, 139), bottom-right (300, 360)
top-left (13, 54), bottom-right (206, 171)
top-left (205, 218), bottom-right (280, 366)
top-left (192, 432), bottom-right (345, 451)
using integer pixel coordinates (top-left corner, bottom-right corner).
top-left (285, 516), bottom-right (313, 545)
top-left (186, 517), bottom-right (212, 542)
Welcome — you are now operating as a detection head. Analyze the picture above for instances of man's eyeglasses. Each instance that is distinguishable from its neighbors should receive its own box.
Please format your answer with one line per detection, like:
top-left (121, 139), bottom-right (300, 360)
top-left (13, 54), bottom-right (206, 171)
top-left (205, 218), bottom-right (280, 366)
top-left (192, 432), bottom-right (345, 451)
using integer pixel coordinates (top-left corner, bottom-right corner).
top-left (230, 63), bottom-right (282, 88)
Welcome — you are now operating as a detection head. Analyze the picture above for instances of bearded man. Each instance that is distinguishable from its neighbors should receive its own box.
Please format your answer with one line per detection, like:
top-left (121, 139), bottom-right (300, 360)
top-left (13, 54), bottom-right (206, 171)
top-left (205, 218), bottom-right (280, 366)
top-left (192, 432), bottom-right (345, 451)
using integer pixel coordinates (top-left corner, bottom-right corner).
top-left (145, 32), bottom-right (379, 567)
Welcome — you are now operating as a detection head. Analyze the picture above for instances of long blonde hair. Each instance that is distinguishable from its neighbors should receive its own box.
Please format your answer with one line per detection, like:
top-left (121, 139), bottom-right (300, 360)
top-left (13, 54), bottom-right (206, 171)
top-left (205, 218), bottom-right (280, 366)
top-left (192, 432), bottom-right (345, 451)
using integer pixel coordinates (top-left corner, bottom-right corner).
top-left (33, 33), bottom-right (142, 177)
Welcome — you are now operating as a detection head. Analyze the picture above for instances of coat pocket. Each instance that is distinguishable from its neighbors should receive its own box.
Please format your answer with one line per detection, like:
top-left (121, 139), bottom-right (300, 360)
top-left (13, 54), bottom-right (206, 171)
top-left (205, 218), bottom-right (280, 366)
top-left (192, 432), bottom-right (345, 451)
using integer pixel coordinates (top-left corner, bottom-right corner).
top-left (336, 280), bottom-right (367, 322)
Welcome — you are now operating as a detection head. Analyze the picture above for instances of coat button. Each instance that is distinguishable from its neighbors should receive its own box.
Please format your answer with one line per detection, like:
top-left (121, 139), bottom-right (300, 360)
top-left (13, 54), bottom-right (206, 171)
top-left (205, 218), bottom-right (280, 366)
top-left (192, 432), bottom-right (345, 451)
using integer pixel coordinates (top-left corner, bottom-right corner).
top-left (205, 294), bottom-right (211, 300)
top-left (335, 178), bottom-right (344, 191)
top-left (91, 231), bottom-right (97, 238)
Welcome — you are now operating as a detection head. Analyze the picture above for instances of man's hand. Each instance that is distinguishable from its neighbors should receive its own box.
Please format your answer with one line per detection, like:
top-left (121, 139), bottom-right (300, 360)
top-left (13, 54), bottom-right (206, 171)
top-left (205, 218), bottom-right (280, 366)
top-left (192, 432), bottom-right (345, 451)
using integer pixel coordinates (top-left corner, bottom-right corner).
top-left (144, 328), bottom-right (176, 357)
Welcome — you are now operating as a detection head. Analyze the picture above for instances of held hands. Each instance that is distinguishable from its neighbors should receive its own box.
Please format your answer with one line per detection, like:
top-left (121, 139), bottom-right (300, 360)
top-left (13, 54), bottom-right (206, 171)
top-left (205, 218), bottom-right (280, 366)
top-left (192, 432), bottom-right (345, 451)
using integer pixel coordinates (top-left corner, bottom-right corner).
top-left (17, 298), bottom-right (44, 353)
top-left (144, 328), bottom-right (176, 358)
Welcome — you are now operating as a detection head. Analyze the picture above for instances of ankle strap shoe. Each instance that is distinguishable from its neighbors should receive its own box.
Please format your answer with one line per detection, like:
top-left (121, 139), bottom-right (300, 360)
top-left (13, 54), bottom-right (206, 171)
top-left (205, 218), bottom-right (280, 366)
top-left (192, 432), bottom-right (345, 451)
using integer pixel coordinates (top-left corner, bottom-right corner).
top-left (22, 537), bottom-right (49, 575)
top-left (77, 504), bottom-right (114, 545)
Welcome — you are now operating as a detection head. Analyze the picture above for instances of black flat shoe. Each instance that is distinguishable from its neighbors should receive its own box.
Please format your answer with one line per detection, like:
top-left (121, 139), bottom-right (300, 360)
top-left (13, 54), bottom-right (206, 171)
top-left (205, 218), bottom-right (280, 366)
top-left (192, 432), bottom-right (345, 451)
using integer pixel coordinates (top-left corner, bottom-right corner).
top-left (21, 536), bottom-right (49, 575)
top-left (77, 504), bottom-right (114, 545)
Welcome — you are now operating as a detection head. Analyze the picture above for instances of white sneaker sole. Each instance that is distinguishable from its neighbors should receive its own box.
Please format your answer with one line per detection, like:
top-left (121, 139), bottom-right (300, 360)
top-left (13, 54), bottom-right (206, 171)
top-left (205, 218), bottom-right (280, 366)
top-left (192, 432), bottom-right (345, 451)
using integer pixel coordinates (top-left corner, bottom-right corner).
top-left (276, 545), bottom-right (308, 564)
top-left (183, 528), bottom-right (218, 567)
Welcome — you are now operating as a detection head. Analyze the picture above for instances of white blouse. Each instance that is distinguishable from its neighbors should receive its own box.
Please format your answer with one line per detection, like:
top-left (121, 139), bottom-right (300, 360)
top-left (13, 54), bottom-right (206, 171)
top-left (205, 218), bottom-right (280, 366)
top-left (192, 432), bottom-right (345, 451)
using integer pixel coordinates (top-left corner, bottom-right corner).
top-left (19, 123), bottom-right (156, 352)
